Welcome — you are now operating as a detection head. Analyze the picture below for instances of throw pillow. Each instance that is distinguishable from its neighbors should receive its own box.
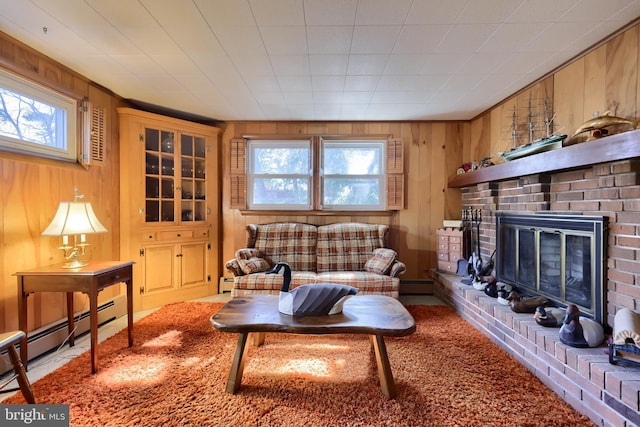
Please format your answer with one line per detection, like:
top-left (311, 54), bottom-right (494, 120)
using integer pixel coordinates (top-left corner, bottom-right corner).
top-left (364, 248), bottom-right (397, 275)
top-left (235, 248), bottom-right (271, 274)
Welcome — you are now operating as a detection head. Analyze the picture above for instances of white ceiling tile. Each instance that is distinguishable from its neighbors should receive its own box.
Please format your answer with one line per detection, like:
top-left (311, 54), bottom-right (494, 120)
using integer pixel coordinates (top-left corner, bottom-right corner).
top-left (355, 0), bottom-right (413, 25)
top-left (558, 0), bottom-right (640, 22)
top-left (0, 0), bottom-right (638, 121)
top-left (311, 75), bottom-right (345, 91)
top-left (383, 54), bottom-right (428, 75)
top-left (346, 55), bottom-right (389, 75)
top-left (508, 0), bottom-right (578, 23)
top-left (478, 23), bottom-right (548, 53)
top-left (277, 76), bottom-right (313, 91)
top-left (351, 26), bottom-right (401, 54)
top-left (344, 75), bottom-right (379, 91)
top-left (194, 0), bottom-right (254, 28)
top-left (270, 55), bottom-right (310, 76)
top-left (260, 26), bottom-right (308, 55)
top-left (304, 0), bottom-right (357, 25)
top-left (419, 54), bottom-right (470, 74)
top-left (405, 0), bottom-right (469, 24)
top-left (307, 26), bottom-right (353, 54)
top-left (245, 75), bottom-right (281, 92)
top-left (343, 91), bottom-right (373, 103)
top-left (457, 0), bottom-right (523, 23)
top-left (249, 0), bottom-right (305, 25)
top-left (313, 92), bottom-right (343, 103)
top-left (214, 26), bottom-right (266, 56)
top-left (393, 25), bottom-right (451, 53)
top-left (309, 55), bottom-right (349, 75)
top-left (437, 23), bottom-right (501, 53)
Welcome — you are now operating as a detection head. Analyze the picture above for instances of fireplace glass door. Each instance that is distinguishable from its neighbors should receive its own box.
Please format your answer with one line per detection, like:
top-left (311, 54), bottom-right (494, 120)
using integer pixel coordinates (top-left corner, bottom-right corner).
top-left (495, 213), bottom-right (606, 323)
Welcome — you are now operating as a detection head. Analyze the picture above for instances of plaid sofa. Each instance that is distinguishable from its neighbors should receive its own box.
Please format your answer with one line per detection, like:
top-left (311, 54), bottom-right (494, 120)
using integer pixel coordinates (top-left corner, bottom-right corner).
top-left (225, 222), bottom-right (405, 299)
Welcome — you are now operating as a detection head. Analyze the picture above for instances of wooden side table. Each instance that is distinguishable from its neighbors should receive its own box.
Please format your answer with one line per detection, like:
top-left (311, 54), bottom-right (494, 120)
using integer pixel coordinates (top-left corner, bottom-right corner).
top-left (16, 261), bottom-right (135, 374)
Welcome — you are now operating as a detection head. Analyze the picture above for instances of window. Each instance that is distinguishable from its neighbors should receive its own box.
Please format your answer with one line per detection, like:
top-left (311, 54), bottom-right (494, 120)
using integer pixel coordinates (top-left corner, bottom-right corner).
top-left (234, 136), bottom-right (403, 212)
top-left (247, 140), bottom-right (312, 210)
top-left (321, 139), bottom-right (385, 210)
top-left (0, 68), bottom-right (77, 161)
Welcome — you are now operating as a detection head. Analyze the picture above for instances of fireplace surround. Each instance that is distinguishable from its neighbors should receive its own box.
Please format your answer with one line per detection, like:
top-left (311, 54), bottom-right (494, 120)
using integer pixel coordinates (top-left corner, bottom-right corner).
top-left (495, 213), bottom-right (608, 324)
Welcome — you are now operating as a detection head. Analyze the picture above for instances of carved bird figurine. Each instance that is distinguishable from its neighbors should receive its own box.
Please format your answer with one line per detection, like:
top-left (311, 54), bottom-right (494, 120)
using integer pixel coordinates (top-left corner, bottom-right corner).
top-left (506, 291), bottom-right (549, 314)
top-left (266, 262), bottom-right (358, 316)
top-left (559, 304), bottom-right (605, 348)
top-left (534, 306), bottom-right (564, 327)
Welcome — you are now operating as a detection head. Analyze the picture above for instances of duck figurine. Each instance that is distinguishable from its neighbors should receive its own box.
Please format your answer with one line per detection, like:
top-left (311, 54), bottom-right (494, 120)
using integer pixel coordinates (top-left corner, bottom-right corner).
top-left (534, 306), bottom-right (565, 327)
top-left (506, 291), bottom-right (549, 313)
top-left (266, 262), bottom-right (358, 316)
top-left (559, 304), bottom-right (605, 348)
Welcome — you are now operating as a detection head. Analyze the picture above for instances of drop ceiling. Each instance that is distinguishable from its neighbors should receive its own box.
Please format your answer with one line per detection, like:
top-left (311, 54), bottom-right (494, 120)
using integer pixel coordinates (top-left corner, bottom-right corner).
top-left (1, 0), bottom-right (639, 122)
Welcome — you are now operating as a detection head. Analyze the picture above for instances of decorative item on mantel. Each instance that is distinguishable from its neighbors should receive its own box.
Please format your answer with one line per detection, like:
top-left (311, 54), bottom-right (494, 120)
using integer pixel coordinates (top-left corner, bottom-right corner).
top-left (499, 96), bottom-right (567, 162)
top-left (41, 186), bottom-right (108, 268)
top-left (566, 111), bottom-right (638, 145)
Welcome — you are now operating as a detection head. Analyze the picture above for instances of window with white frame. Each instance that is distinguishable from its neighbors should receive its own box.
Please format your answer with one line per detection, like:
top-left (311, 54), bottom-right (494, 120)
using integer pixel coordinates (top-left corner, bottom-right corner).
top-left (0, 67), bottom-right (77, 161)
top-left (321, 139), bottom-right (386, 210)
top-left (247, 139), bottom-right (312, 210)
top-left (241, 137), bottom-right (395, 211)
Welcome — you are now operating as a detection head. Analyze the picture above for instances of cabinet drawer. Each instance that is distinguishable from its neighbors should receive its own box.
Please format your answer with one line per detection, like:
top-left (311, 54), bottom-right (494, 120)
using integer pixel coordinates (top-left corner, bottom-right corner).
top-left (449, 252), bottom-right (462, 262)
top-left (437, 252), bottom-right (449, 261)
top-left (449, 236), bottom-right (461, 244)
top-left (437, 261), bottom-right (458, 273)
top-left (438, 234), bottom-right (449, 243)
top-left (438, 242), bottom-right (449, 251)
top-left (449, 243), bottom-right (461, 252)
top-left (143, 229), bottom-right (209, 242)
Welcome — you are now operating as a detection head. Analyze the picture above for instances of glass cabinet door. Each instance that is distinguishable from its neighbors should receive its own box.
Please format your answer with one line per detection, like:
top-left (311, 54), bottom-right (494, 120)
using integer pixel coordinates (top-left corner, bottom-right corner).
top-left (180, 133), bottom-right (206, 222)
top-left (145, 127), bottom-right (175, 223)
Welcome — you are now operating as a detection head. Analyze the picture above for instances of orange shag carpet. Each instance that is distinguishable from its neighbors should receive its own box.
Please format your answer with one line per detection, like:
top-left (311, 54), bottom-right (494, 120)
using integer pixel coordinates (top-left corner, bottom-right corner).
top-left (4, 302), bottom-right (593, 426)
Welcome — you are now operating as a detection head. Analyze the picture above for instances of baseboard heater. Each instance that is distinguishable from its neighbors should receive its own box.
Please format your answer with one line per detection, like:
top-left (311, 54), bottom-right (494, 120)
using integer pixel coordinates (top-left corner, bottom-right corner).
top-left (0, 294), bottom-right (127, 375)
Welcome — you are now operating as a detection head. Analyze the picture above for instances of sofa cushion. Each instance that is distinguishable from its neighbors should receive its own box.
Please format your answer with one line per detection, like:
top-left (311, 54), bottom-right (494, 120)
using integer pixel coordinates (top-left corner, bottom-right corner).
top-left (249, 223), bottom-right (318, 272)
top-left (364, 248), bottom-right (397, 275)
top-left (316, 272), bottom-right (398, 295)
top-left (316, 223), bottom-right (388, 273)
top-left (235, 248), bottom-right (271, 274)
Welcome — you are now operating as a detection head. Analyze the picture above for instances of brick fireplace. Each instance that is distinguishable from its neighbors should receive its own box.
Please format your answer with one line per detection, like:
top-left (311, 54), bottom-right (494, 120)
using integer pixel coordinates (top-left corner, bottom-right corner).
top-left (433, 137), bottom-right (640, 426)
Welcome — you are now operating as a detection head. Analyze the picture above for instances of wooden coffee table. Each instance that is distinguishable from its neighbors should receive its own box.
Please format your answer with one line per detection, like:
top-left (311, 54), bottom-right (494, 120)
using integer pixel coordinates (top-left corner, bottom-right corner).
top-left (210, 294), bottom-right (415, 398)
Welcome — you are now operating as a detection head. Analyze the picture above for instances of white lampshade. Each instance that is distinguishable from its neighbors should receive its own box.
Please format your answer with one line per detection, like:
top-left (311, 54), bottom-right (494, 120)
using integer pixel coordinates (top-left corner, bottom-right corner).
top-left (42, 201), bottom-right (107, 236)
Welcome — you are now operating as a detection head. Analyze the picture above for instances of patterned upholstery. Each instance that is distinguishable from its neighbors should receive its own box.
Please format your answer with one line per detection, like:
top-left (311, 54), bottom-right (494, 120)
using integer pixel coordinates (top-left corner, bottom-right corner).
top-left (316, 223), bottom-right (386, 273)
top-left (250, 222), bottom-right (318, 272)
top-left (226, 222), bottom-right (404, 299)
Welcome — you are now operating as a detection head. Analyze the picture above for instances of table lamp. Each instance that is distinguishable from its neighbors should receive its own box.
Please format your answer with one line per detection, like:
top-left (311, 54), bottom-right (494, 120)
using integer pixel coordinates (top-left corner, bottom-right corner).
top-left (42, 187), bottom-right (107, 268)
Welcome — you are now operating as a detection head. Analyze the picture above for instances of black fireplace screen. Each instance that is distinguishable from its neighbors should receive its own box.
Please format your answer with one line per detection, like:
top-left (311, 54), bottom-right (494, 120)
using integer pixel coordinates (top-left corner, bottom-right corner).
top-left (496, 213), bottom-right (607, 323)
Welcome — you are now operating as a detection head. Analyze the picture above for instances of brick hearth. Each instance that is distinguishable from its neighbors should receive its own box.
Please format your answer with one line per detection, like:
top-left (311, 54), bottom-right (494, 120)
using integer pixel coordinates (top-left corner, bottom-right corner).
top-left (432, 271), bottom-right (640, 426)
top-left (435, 157), bottom-right (640, 426)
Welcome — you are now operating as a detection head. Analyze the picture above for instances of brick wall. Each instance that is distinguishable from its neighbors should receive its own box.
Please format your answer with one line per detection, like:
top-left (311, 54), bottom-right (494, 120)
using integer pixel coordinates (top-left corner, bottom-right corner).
top-left (435, 158), bottom-right (640, 426)
top-left (462, 159), bottom-right (640, 325)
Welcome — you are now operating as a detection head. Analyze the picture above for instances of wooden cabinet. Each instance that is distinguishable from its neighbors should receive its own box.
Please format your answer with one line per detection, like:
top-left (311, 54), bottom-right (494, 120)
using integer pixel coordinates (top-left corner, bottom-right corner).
top-left (118, 108), bottom-right (220, 311)
top-left (436, 228), bottom-right (466, 274)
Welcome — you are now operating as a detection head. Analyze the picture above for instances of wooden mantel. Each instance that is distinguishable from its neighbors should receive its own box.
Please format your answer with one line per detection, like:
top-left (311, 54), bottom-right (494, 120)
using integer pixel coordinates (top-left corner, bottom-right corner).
top-left (448, 129), bottom-right (640, 188)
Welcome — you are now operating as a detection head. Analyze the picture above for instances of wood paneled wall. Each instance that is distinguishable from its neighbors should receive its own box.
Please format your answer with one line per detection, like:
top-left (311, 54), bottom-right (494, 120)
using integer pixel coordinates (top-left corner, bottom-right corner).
top-left (220, 121), bottom-right (468, 280)
top-left (0, 32), bottom-right (124, 334)
top-left (469, 23), bottom-right (640, 162)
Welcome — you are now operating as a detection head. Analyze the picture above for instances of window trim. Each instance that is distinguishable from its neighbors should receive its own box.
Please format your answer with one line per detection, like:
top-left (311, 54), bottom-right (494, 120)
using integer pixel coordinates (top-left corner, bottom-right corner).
top-left (319, 138), bottom-right (387, 211)
top-left (246, 138), bottom-right (313, 211)
top-left (235, 135), bottom-right (402, 213)
top-left (0, 67), bottom-right (78, 162)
